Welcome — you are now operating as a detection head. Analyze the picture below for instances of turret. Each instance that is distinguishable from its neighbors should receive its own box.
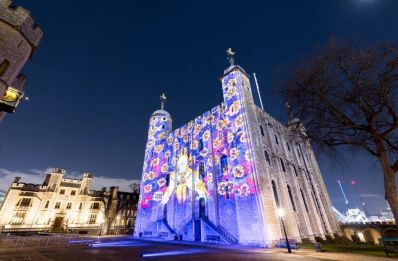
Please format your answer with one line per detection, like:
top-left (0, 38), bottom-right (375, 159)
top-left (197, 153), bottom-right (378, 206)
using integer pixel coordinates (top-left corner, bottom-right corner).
top-left (0, 0), bottom-right (43, 120)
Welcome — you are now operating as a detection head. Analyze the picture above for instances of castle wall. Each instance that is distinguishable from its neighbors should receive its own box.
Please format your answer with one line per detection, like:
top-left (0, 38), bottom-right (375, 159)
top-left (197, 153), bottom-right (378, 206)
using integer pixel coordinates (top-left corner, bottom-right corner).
top-left (135, 62), bottom-right (339, 246)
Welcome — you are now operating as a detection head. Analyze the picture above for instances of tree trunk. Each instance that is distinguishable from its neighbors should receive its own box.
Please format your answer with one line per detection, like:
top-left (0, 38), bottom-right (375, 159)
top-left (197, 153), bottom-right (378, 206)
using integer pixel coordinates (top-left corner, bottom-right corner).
top-left (378, 153), bottom-right (398, 226)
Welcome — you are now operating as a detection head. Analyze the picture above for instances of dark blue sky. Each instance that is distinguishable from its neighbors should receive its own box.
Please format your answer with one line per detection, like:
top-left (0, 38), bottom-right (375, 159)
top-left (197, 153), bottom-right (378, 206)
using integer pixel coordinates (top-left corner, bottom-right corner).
top-left (1, 0), bottom-right (397, 215)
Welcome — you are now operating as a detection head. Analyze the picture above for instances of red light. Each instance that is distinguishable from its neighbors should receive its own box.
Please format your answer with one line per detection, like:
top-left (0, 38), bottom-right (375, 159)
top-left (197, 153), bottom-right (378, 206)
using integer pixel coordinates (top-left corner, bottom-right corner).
top-left (351, 180), bottom-right (356, 185)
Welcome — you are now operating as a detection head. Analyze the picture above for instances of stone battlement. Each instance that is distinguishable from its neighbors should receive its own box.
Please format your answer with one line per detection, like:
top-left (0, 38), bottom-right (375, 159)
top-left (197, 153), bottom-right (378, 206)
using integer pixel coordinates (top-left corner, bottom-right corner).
top-left (0, 0), bottom-right (43, 47)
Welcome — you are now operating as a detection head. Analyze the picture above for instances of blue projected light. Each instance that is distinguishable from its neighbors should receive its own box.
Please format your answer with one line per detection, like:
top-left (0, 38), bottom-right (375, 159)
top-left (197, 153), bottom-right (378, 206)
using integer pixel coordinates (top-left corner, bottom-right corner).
top-left (89, 240), bottom-right (146, 248)
top-left (141, 248), bottom-right (209, 258)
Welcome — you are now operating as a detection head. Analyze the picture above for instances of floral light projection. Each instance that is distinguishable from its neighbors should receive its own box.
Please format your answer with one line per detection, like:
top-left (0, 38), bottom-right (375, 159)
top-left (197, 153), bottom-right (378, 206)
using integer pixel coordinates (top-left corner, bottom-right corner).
top-left (138, 70), bottom-right (256, 211)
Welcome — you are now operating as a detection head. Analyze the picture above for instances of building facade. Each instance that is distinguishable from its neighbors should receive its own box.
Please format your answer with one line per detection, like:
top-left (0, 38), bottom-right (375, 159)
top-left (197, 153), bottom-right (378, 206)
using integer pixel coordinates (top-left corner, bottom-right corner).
top-left (0, 168), bottom-right (138, 235)
top-left (134, 51), bottom-right (340, 246)
top-left (0, 0), bottom-right (43, 121)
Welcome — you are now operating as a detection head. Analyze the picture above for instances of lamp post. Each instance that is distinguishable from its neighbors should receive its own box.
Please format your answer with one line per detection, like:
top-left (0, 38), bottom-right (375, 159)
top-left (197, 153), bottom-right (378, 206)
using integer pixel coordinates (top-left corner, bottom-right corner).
top-left (277, 208), bottom-right (291, 253)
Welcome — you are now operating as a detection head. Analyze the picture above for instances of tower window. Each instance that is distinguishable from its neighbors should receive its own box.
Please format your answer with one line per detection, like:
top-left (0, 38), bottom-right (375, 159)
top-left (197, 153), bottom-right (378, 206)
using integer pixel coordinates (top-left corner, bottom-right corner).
top-left (79, 202), bottom-right (83, 210)
top-left (274, 134), bottom-right (279, 145)
top-left (287, 185), bottom-right (296, 212)
top-left (287, 142), bottom-right (291, 151)
top-left (0, 59), bottom-right (10, 77)
top-left (300, 188), bottom-right (309, 212)
top-left (292, 164), bottom-right (298, 177)
top-left (199, 139), bottom-right (204, 151)
top-left (166, 173), bottom-right (170, 187)
top-left (44, 200), bottom-right (49, 208)
top-left (162, 125), bottom-right (165, 129)
top-left (60, 189), bottom-right (65, 195)
top-left (271, 180), bottom-right (280, 207)
top-left (260, 125), bottom-right (264, 136)
top-left (264, 150), bottom-right (271, 166)
top-left (199, 162), bottom-right (205, 180)
top-left (71, 190), bottom-right (76, 196)
top-left (54, 202), bottom-right (61, 209)
top-left (280, 158), bottom-right (286, 172)
top-left (220, 155), bottom-right (228, 174)
top-left (66, 202), bottom-right (72, 209)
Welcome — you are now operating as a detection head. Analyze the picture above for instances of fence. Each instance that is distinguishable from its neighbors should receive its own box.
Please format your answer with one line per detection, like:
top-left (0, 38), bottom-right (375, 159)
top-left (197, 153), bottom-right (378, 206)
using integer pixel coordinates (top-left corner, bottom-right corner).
top-left (0, 233), bottom-right (97, 249)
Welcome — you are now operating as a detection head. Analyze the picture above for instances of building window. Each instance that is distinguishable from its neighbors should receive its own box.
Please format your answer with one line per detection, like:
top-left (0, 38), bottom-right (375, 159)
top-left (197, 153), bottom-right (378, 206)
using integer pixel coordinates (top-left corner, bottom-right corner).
top-left (70, 190), bottom-right (76, 196)
top-left (60, 189), bottom-right (65, 195)
top-left (260, 125), bottom-right (264, 136)
top-left (300, 188), bottom-right (309, 212)
top-left (166, 173), bottom-right (170, 187)
top-left (287, 185), bottom-right (296, 212)
top-left (0, 59), bottom-right (10, 77)
top-left (199, 162), bottom-right (205, 180)
top-left (271, 180), bottom-right (280, 207)
top-left (274, 134), bottom-right (279, 145)
top-left (287, 142), bottom-right (291, 151)
top-left (91, 202), bottom-right (100, 210)
top-left (280, 158), bottom-right (286, 172)
top-left (199, 139), bottom-right (204, 151)
top-left (79, 202), bottom-right (83, 210)
top-left (220, 155), bottom-right (228, 174)
top-left (19, 198), bottom-right (31, 207)
top-left (44, 200), bottom-right (49, 208)
top-left (88, 214), bottom-right (97, 224)
top-left (54, 202), bottom-right (61, 209)
top-left (292, 165), bottom-right (298, 177)
top-left (66, 202), bottom-right (72, 209)
top-left (11, 212), bottom-right (25, 225)
top-left (264, 150), bottom-right (271, 166)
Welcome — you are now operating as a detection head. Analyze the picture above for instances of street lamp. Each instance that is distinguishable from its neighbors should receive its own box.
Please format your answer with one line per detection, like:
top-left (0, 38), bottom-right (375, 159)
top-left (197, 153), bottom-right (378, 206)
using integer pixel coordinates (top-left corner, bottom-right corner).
top-left (277, 208), bottom-right (291, 253)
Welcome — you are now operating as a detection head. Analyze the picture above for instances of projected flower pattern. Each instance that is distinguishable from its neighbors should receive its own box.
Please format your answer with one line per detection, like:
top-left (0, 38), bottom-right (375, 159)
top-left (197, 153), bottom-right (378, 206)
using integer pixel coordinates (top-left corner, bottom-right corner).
top-left (138, 71), bottom-right (256, 210)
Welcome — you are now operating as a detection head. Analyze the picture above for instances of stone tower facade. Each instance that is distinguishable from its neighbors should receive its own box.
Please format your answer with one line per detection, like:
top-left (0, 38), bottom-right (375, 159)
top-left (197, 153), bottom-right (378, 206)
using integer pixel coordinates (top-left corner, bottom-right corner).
top-left (135, 51), bottom-right (340, 247)
top-left (0, 0), bottom-right (43, 121)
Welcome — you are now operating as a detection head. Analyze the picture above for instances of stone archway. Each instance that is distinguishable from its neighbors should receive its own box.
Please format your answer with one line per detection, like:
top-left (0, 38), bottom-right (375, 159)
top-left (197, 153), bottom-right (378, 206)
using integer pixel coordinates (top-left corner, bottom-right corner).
top-left (362, 228), bottom-right (382, 244)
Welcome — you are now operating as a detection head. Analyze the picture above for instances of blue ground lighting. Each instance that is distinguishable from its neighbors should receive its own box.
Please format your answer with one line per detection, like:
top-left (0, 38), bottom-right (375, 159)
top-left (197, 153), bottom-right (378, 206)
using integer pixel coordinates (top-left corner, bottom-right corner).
top-left (89, 240), bottom-right (146, 248)
top-left (141, 248), bottom-right (210, 258)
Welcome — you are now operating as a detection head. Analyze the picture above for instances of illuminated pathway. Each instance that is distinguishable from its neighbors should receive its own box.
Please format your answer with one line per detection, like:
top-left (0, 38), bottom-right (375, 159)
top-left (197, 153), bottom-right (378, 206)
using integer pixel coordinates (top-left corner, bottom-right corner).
top-left (0, 236), bottom-right (392, 260)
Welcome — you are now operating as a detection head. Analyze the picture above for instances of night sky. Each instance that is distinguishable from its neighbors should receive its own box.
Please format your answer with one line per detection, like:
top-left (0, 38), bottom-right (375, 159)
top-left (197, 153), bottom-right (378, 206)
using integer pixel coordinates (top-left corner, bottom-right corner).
top-left (1, 0), bottom-right (397, 216)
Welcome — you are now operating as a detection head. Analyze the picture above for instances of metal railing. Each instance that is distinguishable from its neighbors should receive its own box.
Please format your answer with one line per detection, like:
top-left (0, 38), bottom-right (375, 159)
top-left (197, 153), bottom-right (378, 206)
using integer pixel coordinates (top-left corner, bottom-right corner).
top-left (0, 233), bottom-right (97, 249)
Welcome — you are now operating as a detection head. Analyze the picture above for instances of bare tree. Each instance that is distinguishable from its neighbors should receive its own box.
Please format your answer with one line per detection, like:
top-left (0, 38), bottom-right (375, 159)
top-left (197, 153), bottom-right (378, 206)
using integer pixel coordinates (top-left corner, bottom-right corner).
top-left (276, 39), bottom-right (398, 224)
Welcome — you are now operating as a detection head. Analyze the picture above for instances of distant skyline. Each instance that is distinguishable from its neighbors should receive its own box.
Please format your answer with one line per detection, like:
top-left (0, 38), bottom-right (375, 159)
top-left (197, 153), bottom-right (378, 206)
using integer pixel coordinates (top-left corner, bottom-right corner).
top-left (1, 0), bottom-right (397, 215)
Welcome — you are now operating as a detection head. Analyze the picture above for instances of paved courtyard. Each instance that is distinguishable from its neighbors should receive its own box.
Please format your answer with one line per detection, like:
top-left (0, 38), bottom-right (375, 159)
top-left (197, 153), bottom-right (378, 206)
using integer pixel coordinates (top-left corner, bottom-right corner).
top-left (0, 236), bottom-right (393, 261)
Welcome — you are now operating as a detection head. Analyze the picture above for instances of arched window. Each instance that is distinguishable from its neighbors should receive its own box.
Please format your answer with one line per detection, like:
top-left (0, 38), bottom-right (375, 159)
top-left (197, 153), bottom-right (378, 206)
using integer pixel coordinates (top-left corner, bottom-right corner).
top-left (292, 164), bottom-right (298, 177)
top-left (287, 185), bottom-right (296, 212)
top-left (260, 125), bottom-right (265, 136)
top-left (199, 162), bottom-right (205, 180)
top-left (199, 139), bottom-right (204, 151)
top-left (280, 158), bottom-right (286, 172)
top-left (220, 155), bottom-right (228, 174)
top-left (274, 134), bottom-right (279, 144)
top-left (271, 180), bottom-right (280, 207)
top-left (264, 150), bottom-right (271, 166)
top-left (0, 59), bottom-right (10, 77)
top-left (300, 188), bottom-right (309, 212)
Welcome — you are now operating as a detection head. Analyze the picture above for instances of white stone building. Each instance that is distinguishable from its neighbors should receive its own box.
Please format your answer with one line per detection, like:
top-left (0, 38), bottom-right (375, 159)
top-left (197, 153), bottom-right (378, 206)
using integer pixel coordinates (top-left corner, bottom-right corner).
top-left (0, 168), bottom-right (107, 234)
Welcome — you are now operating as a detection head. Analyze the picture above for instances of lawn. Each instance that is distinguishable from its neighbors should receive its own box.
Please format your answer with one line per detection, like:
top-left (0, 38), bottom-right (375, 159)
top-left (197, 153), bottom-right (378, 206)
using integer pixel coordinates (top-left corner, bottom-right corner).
top-left (297, 242), bottom-right (398, 258)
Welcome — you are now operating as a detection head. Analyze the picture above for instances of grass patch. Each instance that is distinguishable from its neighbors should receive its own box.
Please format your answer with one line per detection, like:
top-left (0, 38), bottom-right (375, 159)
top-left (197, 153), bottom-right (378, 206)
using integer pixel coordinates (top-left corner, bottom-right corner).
top-left (296, 242), bottom-right (398, 258)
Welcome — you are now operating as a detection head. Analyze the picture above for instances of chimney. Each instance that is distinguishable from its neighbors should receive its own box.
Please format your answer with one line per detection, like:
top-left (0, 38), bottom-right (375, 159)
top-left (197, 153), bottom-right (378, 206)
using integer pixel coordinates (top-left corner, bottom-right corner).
top-left (102, 187), bottom-right (107, 192)
top-left (14, 177), bottom-right (21, 183)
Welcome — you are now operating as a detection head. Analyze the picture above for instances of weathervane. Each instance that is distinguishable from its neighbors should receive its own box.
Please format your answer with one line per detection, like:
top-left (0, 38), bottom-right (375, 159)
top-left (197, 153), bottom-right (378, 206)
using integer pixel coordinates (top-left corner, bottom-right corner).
top-left (226, 48), bottom-right (235, 67)
top-left (160, 93), bottom-right (167, 110)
